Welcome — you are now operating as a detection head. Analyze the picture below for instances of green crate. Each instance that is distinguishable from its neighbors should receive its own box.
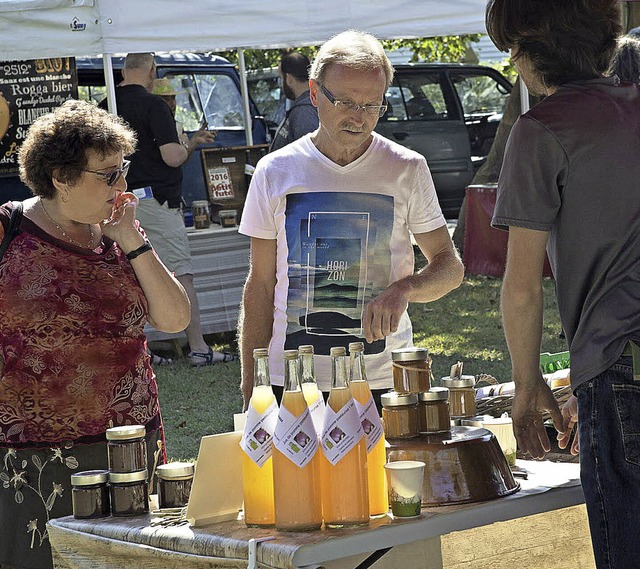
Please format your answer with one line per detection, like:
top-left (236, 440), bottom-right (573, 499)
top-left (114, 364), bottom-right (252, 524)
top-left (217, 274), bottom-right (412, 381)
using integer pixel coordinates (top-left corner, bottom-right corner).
top-left (539, 351), bottom-right (570, 374)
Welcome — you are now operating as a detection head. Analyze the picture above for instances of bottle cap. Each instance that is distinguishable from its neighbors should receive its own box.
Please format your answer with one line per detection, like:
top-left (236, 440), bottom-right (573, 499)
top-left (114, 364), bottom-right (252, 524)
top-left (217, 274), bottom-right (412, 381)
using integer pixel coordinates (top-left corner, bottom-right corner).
top-left (253, 348), bottom-right (268, 358)
top-left (330, 346), bottom-right (346, 357)
top-left (298, 344), bottom-right (314, 354)
top-left (348, 342), bottom-right (364, 353)
top-left (283, 349), bottom-right (299, 360)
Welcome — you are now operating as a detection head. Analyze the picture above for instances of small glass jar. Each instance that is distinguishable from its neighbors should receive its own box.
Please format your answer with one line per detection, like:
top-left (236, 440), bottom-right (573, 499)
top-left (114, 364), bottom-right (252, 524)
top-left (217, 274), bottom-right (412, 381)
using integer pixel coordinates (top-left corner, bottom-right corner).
top-left (71, 470), bottom-right (110, 519)
top-left (418, 387), bottom-right (451, 434)
top-left (441, 376), bottom-right (476, 418)
top-left (106, 425), bottom-right (147, 473)
top-left (391, 348), bottom-right (431, 394)
top-left (109, 470), bottom-right (149, 517)
top-left (156, 462), bottom-right (195, 509)
top-left (192, 200), bottom-right (211, 230)
top-left (381, 392), bottom-right (419, 439)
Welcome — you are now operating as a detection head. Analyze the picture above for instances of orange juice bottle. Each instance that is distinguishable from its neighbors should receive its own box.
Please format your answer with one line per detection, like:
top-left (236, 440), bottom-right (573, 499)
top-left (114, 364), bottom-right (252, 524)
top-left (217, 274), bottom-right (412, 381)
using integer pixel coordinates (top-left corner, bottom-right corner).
top-left (298, 344), bottom-right (325, 436)
top-left (241, 348), bottom-right (276, 526)
top-left (349, 342), bottom-right (388, 517)
top-left (320, 346), bottom-right (369, 528)
top-left (272, 349), bottom-right (323, 531)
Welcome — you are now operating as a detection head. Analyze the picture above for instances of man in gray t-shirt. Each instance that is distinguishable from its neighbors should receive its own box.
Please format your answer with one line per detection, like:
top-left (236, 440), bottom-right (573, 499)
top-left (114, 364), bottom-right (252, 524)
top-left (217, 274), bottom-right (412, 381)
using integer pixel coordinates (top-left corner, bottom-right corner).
top-left (487, 1), bottom-right (640, 568)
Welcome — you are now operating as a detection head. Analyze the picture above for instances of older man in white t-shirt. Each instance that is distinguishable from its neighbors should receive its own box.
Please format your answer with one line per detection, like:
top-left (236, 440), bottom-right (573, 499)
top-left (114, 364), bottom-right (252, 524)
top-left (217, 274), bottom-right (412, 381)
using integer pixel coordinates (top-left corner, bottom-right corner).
top-left (238, 30), bottom-right (464, 409)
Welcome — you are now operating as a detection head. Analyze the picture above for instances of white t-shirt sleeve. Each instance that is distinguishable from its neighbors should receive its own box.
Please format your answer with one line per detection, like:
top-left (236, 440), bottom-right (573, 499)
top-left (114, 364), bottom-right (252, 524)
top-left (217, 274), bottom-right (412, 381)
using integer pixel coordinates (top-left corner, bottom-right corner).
top-left (406, 158), bottom-right (446, 234)
top-left (238, 164), bottom-right (277, 239)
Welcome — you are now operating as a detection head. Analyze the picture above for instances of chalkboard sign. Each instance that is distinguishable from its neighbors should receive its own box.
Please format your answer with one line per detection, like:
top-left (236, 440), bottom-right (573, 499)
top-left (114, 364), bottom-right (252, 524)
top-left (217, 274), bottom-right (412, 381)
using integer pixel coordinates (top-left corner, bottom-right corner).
top-left (0, 58), bottom-right (78, 175)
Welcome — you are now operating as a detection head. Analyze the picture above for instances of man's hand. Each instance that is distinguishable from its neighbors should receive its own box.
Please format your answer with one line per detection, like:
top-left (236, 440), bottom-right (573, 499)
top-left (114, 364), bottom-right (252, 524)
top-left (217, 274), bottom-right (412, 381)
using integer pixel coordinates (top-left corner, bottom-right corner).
top-left (189, 128), bottom-right (216, 148)
top-left (557, 395), bottom-right (579, 455)
top-left (511, 379), bottom-right (564, 459)
top-left (362, 282), bottom-right (410, 343)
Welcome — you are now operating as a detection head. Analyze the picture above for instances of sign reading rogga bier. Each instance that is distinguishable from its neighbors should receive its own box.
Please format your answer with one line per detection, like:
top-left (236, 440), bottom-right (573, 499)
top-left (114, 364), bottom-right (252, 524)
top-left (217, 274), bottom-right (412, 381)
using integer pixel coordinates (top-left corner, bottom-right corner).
top-left (0, 58), bottom-right (78, 175)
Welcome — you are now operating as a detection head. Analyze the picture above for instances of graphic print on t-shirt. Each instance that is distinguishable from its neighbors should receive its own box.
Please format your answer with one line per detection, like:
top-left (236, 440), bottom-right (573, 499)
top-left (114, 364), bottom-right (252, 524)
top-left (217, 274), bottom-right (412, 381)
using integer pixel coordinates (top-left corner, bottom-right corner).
top-left (284, 191), bottom-right (394, 355)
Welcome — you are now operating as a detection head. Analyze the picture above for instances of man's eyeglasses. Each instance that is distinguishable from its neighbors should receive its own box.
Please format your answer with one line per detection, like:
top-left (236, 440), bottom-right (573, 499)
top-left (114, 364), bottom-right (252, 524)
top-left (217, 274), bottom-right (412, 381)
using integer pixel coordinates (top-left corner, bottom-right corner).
top-left (84, 160), bottom-right (131, 187)
top-left (320, 84), bottom-right (387, 117)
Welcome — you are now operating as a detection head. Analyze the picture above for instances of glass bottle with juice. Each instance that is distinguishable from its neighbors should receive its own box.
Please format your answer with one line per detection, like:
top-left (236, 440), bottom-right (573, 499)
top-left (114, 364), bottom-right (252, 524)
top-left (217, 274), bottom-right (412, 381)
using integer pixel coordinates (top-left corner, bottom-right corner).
top-left (320, 346), bottom-right (369, 528)
top-left (240, 348), bottom-right (277, 527)
top-left (298, 344), bottom-right (325, 436)
top-left (349, 342), bottom-right (388, 517)
top-left (272, 349), bottom-right (323, 531)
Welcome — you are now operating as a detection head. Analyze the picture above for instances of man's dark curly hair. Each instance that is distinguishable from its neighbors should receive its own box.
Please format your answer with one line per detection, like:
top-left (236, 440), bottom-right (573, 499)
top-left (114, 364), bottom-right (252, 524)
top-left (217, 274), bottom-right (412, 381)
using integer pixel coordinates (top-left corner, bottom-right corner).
top-left (486, 0), bottom-right (622, 87)
top-left (18, 99), bottom-right (137, 198)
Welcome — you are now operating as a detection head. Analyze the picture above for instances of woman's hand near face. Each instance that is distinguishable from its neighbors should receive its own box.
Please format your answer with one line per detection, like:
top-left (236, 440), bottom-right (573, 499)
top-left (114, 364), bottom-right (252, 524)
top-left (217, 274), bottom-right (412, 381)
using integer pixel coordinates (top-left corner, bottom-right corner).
top-left (100, 192), bottom-right (144, 250)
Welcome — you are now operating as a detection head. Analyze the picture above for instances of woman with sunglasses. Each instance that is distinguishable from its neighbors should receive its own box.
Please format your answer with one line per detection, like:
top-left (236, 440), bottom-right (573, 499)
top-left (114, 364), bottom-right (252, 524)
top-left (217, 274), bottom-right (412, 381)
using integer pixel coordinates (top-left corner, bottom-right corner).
top-left (0, 100), bottom-right (190, 569)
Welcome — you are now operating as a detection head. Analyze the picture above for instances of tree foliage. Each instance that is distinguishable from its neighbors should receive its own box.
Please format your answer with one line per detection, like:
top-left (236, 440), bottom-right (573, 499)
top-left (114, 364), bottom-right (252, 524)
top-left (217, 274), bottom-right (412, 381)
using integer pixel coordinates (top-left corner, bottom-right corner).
top-left (215, 35), bottom-right (482, 70)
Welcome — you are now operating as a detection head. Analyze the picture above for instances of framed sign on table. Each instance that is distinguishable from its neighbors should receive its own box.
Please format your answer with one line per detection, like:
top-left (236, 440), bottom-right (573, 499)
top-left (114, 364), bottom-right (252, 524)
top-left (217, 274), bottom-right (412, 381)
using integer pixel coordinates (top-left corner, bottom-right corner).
top-left (200, 144), bottom-right (269, 223)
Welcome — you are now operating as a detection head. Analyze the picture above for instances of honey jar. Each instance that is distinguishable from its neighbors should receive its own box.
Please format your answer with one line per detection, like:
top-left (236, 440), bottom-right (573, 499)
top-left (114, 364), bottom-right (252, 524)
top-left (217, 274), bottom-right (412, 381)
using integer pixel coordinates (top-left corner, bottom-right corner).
top-left (156, 462), bottom-right (195, 509)
top-left (418, 387), bottom-right (451, 434)
top-left (106, 425), bottom-right (147, 473)
top-left (441, 376), bottom-right (476, 418)
top-left (391, 348), bottom-right (431, 394)
top-left (71, 470), bottom-right (110, 519)
top-left (381, 392), bottom-right (419, 439)
top-left (192, 200), bottom-right (211, 230)
top-left (109, 470), bottom-right (149, 517)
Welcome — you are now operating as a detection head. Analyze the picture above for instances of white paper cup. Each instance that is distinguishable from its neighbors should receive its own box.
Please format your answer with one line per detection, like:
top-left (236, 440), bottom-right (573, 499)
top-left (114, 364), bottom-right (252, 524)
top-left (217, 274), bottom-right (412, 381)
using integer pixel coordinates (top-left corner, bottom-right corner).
top-left (384, 460), bottom-right (425, 518)
top-left (482, 417), bottom-right (517, 466)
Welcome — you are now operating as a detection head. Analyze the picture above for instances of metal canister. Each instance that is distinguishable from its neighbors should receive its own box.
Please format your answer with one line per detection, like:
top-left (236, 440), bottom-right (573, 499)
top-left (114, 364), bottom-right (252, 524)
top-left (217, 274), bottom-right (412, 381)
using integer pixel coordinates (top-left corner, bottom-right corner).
top-left (192, 200), bottom-right (211, 229)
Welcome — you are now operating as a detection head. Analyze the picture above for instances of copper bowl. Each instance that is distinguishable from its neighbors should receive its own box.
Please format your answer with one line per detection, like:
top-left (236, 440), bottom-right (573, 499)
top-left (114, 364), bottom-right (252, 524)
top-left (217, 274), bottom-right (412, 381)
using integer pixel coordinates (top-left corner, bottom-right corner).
top-left (386, 426), bottom-right (519, 506)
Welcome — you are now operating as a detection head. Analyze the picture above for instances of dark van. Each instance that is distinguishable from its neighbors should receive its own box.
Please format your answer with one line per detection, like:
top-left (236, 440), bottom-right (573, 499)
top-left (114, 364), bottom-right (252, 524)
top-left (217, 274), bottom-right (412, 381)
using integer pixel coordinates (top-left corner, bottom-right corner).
top-left (2, 53), bottom-right (269, 204)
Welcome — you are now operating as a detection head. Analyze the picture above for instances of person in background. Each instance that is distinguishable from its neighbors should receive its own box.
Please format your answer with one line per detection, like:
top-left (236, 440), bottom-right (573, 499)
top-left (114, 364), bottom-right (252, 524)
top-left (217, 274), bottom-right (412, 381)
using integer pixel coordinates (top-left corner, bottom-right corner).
top-left (238, 30), bottom-right (464, 409)
top-left (108, 53), bottom-right (233, 367)
top-left (487, 1), bottom-right (640, 567)
top-left (609, 35), bottom-right (640, 84)
top-left (0, 100), bottom-right (190, 569)
top-left (269, 51), bottom-right (319, 151)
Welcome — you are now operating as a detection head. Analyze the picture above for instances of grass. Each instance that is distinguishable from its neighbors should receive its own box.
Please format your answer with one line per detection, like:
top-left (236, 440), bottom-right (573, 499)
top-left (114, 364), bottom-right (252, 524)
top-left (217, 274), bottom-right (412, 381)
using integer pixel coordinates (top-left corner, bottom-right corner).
top-left (154, 274), bottom-right (566, 461)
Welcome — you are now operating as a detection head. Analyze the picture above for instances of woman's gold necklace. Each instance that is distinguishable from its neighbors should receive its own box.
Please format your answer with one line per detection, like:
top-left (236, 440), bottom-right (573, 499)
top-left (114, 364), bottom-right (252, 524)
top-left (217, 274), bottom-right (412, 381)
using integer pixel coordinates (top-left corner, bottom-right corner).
top-left (40, 200), bottom-right (95, 249)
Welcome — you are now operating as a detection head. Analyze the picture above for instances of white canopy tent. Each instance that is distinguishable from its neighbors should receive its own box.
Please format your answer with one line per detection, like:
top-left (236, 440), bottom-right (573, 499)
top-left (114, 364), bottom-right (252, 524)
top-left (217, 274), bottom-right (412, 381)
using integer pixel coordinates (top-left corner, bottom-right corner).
top-left (0, 0), bottom-right (497, 143)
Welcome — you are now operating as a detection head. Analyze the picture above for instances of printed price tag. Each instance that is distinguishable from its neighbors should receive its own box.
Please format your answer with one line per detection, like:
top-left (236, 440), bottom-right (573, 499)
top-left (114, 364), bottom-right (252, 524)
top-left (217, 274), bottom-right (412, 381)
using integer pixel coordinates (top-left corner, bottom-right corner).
top-left (273, 405), bottom-right (319, 468)
top-left (239, 399), bottom-right (278, 467)
top-left (354, 396), bottom-right (383, 453)
top-left (208, 166), bottom-right (235, 199)
top-left (320, 399), bottom-right (363, 466)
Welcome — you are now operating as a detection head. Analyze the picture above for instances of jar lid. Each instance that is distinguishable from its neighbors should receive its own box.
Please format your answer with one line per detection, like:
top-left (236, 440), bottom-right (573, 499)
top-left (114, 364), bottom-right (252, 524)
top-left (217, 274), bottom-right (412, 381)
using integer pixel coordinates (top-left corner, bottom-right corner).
top-left (380, 391), bottom-right (418, 407)
top-left (441, 375), bottom-right (475, 388)
top-left (348, 342), bottom-right (364, 353)
top-left (192, 200), bottom-right (210, 206)
top-left (391, 347), bottom-right (429, 362)
top-left (460, 415), bottom-right (495, 427)
top-left (283, 349), bottom-right (299, 360)
top-left (106, 425), bottom-right (146, 440)
top-left (71, 469), bottom-right (109, 486)
top-left (108, 469), bottom-right (148, 484)
top-left (418, 387), bottom-right (449, 401)
top-left (298, 345), bottom-right (314, 355)
top-left (156, 461), bottom-right (195, 479)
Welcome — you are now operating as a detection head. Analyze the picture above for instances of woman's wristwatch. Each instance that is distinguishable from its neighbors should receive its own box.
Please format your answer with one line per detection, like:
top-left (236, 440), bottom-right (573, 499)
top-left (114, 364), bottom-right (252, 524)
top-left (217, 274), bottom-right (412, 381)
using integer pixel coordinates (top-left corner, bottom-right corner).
top-left (125, 239), bottom-right (153, 261)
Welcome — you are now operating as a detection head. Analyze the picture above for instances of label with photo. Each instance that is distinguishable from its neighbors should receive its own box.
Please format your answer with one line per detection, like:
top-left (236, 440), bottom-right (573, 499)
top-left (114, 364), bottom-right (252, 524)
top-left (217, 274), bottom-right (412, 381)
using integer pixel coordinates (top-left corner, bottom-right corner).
top-left (320, 399), bottom-right (363, 465)
top-left (239, 399), bottom-right (278, 467)
top-left (273, 405), bottom-right (319, 468)
top-left (354, 396), bottom-right (383, 453)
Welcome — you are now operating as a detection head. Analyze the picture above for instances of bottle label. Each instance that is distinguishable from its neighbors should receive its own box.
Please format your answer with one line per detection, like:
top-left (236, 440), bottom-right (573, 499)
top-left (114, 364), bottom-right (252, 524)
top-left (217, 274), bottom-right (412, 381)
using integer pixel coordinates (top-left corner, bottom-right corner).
top-left (239, 399), bottom-right (278, 467)
top-left (273, 405), bottom-right (319, 468)
top-left (320, 399), bottom-right (363, 465)
top-left (308, 395), bottom-right (326, 438)
top-left (354, 396), bottom-right (383, 453)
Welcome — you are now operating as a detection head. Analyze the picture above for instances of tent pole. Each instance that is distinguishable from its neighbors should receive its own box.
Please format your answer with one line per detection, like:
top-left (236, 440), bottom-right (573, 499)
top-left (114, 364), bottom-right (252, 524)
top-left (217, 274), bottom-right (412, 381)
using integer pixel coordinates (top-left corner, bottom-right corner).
top-left (237, 48), bottom-right (253, 146)
top-left (103, 53), bottom-right (117, 114)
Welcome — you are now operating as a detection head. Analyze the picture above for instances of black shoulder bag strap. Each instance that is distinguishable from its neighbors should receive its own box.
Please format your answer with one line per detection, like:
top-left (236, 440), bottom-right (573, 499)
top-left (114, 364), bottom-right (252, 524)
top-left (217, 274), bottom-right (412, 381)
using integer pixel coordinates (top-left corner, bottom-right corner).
top-left (0, 201), bottom-right (24, 263)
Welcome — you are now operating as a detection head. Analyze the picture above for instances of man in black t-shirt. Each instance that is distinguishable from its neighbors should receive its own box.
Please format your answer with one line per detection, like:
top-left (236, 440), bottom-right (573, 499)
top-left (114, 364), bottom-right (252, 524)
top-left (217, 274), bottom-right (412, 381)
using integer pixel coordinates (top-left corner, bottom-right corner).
top-left (109, 53), bottom-right (229, 367)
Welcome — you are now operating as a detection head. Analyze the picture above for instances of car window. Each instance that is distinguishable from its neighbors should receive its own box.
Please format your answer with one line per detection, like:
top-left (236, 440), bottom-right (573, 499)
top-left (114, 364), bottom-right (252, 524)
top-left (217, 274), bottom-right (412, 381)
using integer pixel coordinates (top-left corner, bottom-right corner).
top-left (247, 74), bottom-right (286, 127)
top-left (449, 71), bottom-right (510, 116)
top-left (165, 72), bottom-right (245, 131)
top-left (394, 72), bottom-right (448, 121)
top-left (383, 86), bottom-right (408, 121)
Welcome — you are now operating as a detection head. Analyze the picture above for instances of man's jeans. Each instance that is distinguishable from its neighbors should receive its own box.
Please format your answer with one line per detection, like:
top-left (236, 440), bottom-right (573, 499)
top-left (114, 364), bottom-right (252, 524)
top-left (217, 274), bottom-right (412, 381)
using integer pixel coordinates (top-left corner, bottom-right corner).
top-left (576, 356), bottom-right (640, 569)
